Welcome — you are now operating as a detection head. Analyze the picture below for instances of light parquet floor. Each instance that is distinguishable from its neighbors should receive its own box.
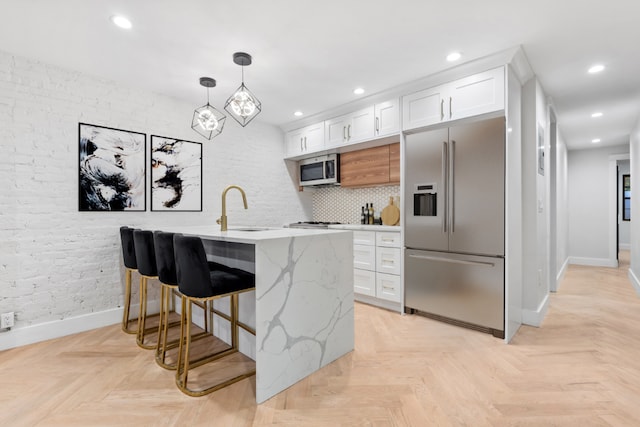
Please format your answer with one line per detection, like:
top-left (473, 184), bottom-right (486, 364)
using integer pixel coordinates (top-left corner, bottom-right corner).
top-left (1, 252), bottom-right (639, 426)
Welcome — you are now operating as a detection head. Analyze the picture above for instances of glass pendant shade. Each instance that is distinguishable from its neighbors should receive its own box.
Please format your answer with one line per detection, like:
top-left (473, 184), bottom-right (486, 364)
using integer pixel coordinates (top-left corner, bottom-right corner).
top-left (191, 103), bottom-right (226, 139)
top-left (225, 82), bottom-right (262, 127)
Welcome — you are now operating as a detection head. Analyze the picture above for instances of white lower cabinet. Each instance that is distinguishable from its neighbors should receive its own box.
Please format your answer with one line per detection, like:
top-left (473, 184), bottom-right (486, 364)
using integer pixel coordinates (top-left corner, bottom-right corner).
top-left (354, 268), bottom-right (376, 296)
top-left (349, 229), bottom-right (402, 309)
top-left (376, 273), bottom-right (401, 303)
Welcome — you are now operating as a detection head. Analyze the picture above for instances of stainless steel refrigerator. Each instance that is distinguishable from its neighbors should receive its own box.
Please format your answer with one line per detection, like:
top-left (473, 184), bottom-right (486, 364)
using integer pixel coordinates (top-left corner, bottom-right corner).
top-left (404, 116), bottom-right (505, 338)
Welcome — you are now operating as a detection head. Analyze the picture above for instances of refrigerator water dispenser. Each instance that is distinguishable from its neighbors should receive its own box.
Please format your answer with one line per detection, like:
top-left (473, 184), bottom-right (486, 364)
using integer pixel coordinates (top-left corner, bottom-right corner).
top-left (413, 183), bottom-right (437, 216)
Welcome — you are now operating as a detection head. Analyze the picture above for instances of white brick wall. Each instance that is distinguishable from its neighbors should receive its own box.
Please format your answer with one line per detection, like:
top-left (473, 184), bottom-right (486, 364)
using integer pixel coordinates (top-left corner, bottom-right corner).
top-left (0, 49), bottom-right (312, 343)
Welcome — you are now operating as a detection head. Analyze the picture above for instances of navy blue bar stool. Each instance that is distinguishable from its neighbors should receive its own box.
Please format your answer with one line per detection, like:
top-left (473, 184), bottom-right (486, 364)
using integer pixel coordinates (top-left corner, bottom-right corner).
top-left (119, 226), bottom-right (138, 334)
top-left (133, 229), bottom-right (161, 350)
top-left (173, 233), bottom-right (256, 397)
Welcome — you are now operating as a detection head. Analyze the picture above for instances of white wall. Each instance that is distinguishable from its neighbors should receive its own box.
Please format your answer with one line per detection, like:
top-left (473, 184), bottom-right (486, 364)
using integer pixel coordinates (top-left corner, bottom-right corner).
top-left (555, 131), bottom-right (570, 282)
top-left (567, 144), bottom-right (629, 266)
top-left (618, 159), bottom-right (631, 248)
top-left (629, 117), bottom-right (640, 295)
top-left (0, 49), bottom-right (312, 347)
top-left (521, 77), bottom-right (549, 325)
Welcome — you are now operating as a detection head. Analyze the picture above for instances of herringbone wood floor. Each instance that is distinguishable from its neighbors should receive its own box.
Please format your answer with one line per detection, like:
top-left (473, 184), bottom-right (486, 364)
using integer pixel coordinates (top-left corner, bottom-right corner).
top-left (2, 252), bottom-right (639, 426)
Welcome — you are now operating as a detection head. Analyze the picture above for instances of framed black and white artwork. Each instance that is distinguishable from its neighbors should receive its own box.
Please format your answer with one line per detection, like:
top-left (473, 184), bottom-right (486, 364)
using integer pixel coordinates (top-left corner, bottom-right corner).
top-left (150, 135), bottom-right (202, 212)
top-left (78, 123), bottom-right (146, 211)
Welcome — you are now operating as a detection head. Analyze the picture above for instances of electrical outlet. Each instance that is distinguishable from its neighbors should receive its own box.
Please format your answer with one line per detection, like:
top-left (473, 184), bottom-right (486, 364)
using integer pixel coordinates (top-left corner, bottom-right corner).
top-left (1, 312), bottom-right (14, 329)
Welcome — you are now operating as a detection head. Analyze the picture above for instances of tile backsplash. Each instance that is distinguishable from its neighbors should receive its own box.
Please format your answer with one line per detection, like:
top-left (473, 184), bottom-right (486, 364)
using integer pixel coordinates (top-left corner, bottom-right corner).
top-left (312, 185), bottom-right (401, 225)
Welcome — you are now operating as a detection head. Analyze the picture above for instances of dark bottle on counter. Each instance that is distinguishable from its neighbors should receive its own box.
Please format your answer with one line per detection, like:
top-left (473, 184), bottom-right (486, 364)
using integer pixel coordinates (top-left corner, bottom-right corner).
top-left (368, 203), bottom-right (374, 225)
top-left (365, 203), bottom-right (370, 224)
top-left (360, 206), bottom-right (366, 224)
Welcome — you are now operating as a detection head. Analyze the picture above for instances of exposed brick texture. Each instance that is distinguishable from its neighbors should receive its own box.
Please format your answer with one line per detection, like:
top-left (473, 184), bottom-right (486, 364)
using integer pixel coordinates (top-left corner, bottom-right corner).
top-left (0, 50), bottom-right (312, 332)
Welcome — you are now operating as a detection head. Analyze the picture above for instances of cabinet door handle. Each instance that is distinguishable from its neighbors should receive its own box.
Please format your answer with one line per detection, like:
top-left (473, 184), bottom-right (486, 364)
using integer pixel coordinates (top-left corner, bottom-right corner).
top-left (347, 124), bottom-right (351, 140)
top-left (440, 99), bottom-right (445, 120)
top-left (304, 136), bottom-right (307, 150)
top-left (375, 117), bottom-right (380, 134)
top-left (300, 137), bottom-right (303, 151)
top-left (343, 126), bottom-right (347, 141)
top-left (449, 96), bottom-right (452, 118)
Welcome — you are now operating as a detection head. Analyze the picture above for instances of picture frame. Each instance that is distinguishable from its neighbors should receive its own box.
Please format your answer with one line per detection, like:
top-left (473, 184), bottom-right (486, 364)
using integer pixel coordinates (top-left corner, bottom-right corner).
top-left (150, 135), bottom-right (203, 212)
top-left (78, 123), bottom-right (146, 211)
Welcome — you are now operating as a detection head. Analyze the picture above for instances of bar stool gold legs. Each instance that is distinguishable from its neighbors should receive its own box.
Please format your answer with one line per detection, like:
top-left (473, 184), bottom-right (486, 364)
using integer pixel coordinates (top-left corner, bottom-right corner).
top-left (175, 291), bottom-right (256, 397)
top-left (136, 274), bottom-right (159, 349)
top-left (155, 284), bottom-right (209, 370)
top-left (121, 267), bottom-right (137, 334)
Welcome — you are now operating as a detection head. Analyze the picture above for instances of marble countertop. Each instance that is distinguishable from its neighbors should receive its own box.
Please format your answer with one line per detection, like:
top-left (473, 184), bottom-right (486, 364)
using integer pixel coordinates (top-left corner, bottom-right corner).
top-left (160, 225), bottom-right (351, 244)
top-left (328, 224), bottom-right (401, 232)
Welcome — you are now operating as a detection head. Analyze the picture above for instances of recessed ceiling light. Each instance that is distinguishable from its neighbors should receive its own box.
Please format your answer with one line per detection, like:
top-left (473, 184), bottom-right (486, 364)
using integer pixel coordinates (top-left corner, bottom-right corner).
top-left (111, 15), bottom-right (132, 29)
top-left (446, 52), bottom-right (462, 62)
top-left (591, 112), bottom-right (603, 118)
top-left (588, 64), bottom-right (605, 74)
top-left (592, 138), bottom-right (601, 143)
top-left (294, 111), bottom-right (303, 117)
top-left (353, 87), bottom-right (365, 95)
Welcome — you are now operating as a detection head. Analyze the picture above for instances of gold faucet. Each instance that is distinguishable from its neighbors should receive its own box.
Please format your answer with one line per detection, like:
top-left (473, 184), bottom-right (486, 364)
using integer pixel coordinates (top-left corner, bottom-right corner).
top-left (217, 185), bottom-right (248, 231)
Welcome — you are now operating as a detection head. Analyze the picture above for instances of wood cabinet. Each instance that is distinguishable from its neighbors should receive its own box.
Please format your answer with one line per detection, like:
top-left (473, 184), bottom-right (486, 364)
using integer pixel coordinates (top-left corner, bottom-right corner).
top-left (389, 142), bottom-right (400, 183)
top-left (325, 106), bottom-right (375, 148)
top-left (340, 142), bottom-right (400, 188)
top-left (285, 122), bottom-right (325, 158)
top-left (402, 66), bottom-right (505, 131)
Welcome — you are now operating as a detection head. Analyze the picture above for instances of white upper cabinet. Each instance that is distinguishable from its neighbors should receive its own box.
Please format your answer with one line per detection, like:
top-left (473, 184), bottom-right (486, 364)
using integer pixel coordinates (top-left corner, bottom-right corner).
top-left (447, 67), bottom-right (505, 121)
top-left (374, 98), bottom-right (400, 137)
top-left (403, 66), bottom-right (505, 131)
top-left (285, 122), bottom-right (325, 158)
top-left (325, 106), bottom-right (375, 149)
top-left (402, 85), bottom-right (447, 130)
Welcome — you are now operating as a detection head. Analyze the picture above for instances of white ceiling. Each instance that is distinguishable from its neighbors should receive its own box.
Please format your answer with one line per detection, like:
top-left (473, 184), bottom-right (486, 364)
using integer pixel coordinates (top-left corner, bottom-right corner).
top-left (1, 0), bottom-right (639, 150)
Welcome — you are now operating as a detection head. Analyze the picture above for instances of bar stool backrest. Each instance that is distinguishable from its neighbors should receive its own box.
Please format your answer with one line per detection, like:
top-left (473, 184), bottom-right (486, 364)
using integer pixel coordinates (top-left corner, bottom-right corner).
top-left (133, 230), bottom-right (158, 277)
top-left (120, 226), bottom-right (138, 270)
top-left (153, 231), bottom-right (177, 286)
top-left (174, 234), bottom-right (214, 298)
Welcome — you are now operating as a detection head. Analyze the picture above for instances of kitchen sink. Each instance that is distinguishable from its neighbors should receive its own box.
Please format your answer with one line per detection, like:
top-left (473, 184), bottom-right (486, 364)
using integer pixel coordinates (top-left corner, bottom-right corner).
top-left (230, 227), bottom-right (272, 232)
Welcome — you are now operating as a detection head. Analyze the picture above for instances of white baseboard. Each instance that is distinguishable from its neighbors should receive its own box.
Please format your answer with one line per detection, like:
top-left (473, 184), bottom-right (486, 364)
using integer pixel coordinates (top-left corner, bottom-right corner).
top-left (569, 256), bottom-right (618, 268)
top-left (0, 299), bottom-right (160, 352)
top-left (522, 293), bottom-right (549, 327)
top-left (629, 268), bottom-right (640, 297)
top-left (354, 294), bottom-right (402, 313)
top-left (555, 257), bottom-right (569, 291)
top-left (619, 243), bottom-right (631, 250)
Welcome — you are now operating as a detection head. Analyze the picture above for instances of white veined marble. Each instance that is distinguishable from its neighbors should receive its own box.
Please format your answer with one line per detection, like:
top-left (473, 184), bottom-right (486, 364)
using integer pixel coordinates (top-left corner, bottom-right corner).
top-left (255, 232), bottom-right (354, 403)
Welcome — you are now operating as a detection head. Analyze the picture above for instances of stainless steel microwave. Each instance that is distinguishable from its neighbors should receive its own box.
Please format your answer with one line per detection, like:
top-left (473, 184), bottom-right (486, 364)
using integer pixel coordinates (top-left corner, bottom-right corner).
top-left (299, 153), bottom-right (340, 187)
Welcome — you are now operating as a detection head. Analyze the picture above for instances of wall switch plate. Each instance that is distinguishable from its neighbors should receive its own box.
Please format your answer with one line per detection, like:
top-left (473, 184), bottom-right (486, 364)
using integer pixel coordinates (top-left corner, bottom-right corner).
top-left (1, 312), bottom-right (14, 329)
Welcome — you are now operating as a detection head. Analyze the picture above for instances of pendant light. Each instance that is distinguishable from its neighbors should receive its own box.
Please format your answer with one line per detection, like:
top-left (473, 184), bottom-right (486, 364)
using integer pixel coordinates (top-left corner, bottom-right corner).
top-left (192, 77), bottom-right (226, 140)
top-left (224, 52), bottom-right (262, 127)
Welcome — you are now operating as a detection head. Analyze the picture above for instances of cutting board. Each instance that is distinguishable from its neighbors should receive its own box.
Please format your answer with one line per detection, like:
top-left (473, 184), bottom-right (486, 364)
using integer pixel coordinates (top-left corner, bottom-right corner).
top-left (381, 197), bottom-right (400, 226)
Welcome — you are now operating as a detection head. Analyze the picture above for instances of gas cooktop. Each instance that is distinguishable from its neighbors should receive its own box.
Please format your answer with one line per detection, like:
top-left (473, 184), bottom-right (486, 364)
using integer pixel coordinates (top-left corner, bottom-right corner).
top-left (288, 221), bottom-right (342, 229)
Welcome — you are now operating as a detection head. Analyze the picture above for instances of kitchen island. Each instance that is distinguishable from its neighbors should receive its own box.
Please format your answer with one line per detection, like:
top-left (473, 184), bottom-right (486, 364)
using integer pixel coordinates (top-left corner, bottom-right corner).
top-left (160, 225), bottom-right (354, 403)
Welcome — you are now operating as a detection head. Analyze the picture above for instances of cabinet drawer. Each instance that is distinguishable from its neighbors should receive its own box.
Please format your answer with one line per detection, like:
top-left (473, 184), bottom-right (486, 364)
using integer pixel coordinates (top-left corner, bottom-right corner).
top-left (376, 231), bottom-right (401, 248)
top-left (354, 244), bottom-right (376, 271)
top-left (376, 272), bottom-right (401, 302)
top-left (354, 268), bottom-right (376, 296)
top-left (376, 247), bottom-right (401, 275)
top-left (353, 231), bottom-right (376, 246)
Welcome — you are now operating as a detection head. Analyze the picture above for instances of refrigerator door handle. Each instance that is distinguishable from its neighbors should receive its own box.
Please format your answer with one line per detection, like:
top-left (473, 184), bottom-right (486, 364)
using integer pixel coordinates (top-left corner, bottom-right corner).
top-left (442, 141), bottom-right (448, 233)
top-left (408, 253), bottom-right (496, 268)
top-left (450, 139), bottom-right (456, 233)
